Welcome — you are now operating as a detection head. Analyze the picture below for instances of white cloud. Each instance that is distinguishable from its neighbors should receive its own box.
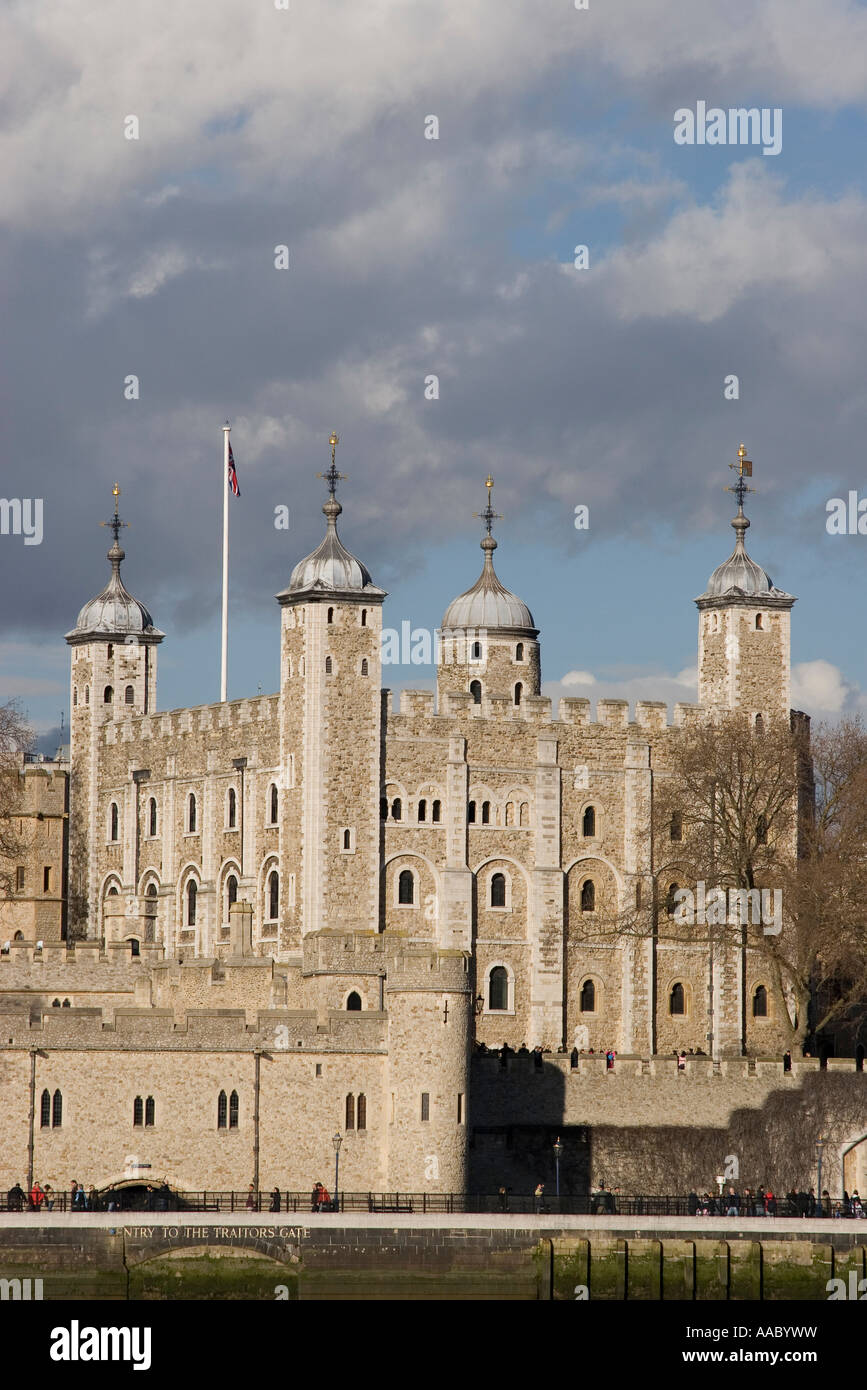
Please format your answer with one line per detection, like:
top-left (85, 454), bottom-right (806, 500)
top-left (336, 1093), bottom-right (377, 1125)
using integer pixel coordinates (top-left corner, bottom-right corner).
top-left (791, 659), bottom-right (856, 714)
top-left (561, 670), bottom-right (596, 687)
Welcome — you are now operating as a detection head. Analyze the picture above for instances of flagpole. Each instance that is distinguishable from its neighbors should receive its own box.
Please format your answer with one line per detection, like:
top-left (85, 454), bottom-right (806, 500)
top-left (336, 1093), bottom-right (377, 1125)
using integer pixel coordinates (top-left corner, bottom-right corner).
top-left (221, 421), bottom-right (230, 702)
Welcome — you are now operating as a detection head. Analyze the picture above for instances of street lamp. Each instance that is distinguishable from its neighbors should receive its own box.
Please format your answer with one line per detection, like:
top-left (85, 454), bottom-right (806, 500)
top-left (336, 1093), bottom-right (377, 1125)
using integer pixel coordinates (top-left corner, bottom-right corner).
top-left (332, 1131), bottom-right (343, 1212)
top-left (553, 1136), bottom-right (564, 1198)
top-left (816, 1136), bottom-right (826, 1213)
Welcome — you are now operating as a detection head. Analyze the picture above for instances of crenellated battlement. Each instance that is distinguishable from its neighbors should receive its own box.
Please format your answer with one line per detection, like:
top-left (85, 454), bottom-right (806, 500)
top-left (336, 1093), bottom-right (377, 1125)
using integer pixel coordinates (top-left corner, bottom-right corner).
top-left (386, 689), bottom-right (704, 733)
top-left (100, 693), bottom-right (279, 747)
top-left (471, 1051), bottom-right (863, 1080)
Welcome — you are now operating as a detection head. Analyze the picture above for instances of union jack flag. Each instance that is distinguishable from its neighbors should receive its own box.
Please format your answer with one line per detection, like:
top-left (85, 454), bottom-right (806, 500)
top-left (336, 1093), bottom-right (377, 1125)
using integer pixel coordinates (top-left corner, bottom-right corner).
top-left (228, 441), bottom-right (241, 497)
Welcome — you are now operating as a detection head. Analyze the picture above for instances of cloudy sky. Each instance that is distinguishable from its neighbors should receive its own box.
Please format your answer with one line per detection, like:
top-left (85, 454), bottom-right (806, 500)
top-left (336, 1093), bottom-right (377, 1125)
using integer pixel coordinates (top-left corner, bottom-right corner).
top-left (2, 0), bottom-right (865, 750)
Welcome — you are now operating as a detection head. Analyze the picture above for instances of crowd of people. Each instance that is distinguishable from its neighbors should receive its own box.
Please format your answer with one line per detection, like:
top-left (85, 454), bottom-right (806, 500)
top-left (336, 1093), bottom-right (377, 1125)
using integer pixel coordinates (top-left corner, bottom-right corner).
top-left (688, 1186), bottom-right (865, 1218)
top-left (6, 1180), bottom-right (107, 1212)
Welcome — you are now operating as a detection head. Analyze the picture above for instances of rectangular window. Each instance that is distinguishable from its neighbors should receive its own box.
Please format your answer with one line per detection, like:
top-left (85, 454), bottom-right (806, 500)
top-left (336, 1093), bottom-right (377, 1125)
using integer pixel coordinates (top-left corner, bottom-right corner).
top-left (421, 1092), bottom-right (430, 1122)
top-left (315, 1063), bottom-right (322, 1077)
top-left (15, 866), bottom-right (24, 892)
top-left (288, 753), bottom-right (295, 787)
top-left (457, 1093), bottom-right (464, 1124)
top-left (288, 873), bottom-right (296, 908)
top-left (43, 866), bottom-right (51, 893)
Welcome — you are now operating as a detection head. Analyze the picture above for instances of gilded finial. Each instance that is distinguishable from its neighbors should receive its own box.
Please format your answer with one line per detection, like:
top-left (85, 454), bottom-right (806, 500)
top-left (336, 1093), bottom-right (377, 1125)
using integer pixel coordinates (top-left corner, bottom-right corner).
top-left (101, 483), bottom-right (129, 545)
top-left (474, 474), bottom-right (503, 538)
top-left (317, 431), bottom-right (347, 500)
top-left (726, 445), bottom-right (755, 512)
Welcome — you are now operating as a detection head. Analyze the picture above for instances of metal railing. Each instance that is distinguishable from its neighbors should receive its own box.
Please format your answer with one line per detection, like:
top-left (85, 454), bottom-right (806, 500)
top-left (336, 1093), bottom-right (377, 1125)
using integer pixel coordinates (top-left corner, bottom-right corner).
top-left (1, 1190), bottom-right (861, 1217)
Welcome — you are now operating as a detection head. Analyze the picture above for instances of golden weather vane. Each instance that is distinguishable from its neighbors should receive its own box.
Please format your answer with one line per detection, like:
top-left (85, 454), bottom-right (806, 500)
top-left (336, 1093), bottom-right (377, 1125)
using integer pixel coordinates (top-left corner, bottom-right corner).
top-left (726, 444), bottom-right (756, 510)
top-left (473, 473), bottom-right (503, 536)
top-left (318, 431), bottom-right (347, 496)
top-left (100, 483), bottom-right (129, 543)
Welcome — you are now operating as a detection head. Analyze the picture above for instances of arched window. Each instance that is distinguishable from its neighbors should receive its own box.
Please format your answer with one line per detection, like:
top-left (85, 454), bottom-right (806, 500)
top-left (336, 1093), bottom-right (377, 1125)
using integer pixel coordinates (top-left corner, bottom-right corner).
top-left (52, 1089), bottom-right (62, 1127)
top-left (361, 609), bottom-right (367, 627)
top-left (488, 966), bottom-right (508, 1011)
top-left (635, 882), bottom-right (642, 910)
top-left (490, 872), bottom-right (506, 908)
top-left (229, 1090), bottom-right (239, 1129)
top-left (468, 800), bottom-right (476, 824)
top-left (471, 641), bottom-right (482, 660)
top-left (670, 811), bottom-right (683, 842)
top-left (52, 999), bottom-right (60, 1008)
top-left (347, 991), bottom-right (362, 1011)
top-left (515, 643), bottom-right (524, 661)
top-left (226, 874), bottom-right (238, 919)
top-left (519, 802), bottom-right (529, 826)
top-left (418, 799), bottom-right (427, 822)
top-left (470, 680), bottom-right (482, 705)
top-left (85, 686), bottom-right (89, 705)
top-left (268, 870), bottom-right (279, 920)
top-left (398, 869), bottom-right (414, 905)
top-left (109, 802), bottom-right (119, 841)
top-left (755, 613), bottom-right (763, 629)
top-left (756, 814), bottom-right (768, 845)
top-left (187, 880), bottom-right (197, 926)
top-left (269, 783), bottom-right (279, 824)
top-left (755, 713), bottom-right (764, 735)
top-left (40, 1089), bottom-right (51, 1127)
top-left (148, 798), bottom-right (157, 837)
top-left (580, 879), bottom-right (595, 913)
top-left (669, 982), bottom-right (685, 1016)
top-left (217, 1091), bottom-right (227, 1129)
top-left (134, 1096), bottom-right (143, 1127)
top-left (345, 1094), bottom-right (355, 1130)
top-left (62, 998), bottom-right (70, 1007)
top-left (107, 643), bottom-right (114, 659)
top-left (514, 682), bottom-right (523, 706)
top-left (666, 882), bottom-right (680, 918)
top-left (391, 798), bottom-right (402, 821)
top-left (73, 687), bottom-right (78, 706)
top-left (104, 685), bottom-right (113, 703)
top-left (357, 1093), bottom-right (367, 1130)
top-left (327, 607), bottom-right (334, 624)
top-left (481, 801), bottom-right (490, 825)
top-left (125, 685), bottom-right (134, 704)
top-left (145, 1096), bottom-right (154, 1127)
top-left (380, 797), bottom-right (388, 820)
top-left (752, 985), bottom-right (768, 1018)
top-left (325, 656), bottom-right (333, 674)
top-left (432, 800), bottom-right (441, 823)
top-left (580, 979), bottom-right (596, 1013)
top-left (227, 788), bottom-right (237, 828)
top-left (582, 806), bottom-right (596, 837)
top-left (361, 658), bottom-right (369, 676)
top-left (130, 938), bottom-right (140, 957)
top-left (343, 828), bottom-right (351, 849)
top-left (505, 802), bottom-right (515, 826)
top-left (107, 885), bottom-right (119, 896)
top-left (146, 882), bottom-right (158, 897)
top-left (188, 794), bottom-right (197, 833)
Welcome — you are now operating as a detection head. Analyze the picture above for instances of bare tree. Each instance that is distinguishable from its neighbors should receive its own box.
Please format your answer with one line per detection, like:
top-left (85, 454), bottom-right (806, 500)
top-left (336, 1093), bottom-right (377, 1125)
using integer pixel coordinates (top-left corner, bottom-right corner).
top-left (0, 700), bottom-right (36, 900)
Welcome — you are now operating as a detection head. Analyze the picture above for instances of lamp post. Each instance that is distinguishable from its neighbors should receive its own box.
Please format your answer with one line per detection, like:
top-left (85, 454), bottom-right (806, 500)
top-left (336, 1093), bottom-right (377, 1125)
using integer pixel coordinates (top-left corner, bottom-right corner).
top-left (332, 1131), bottom-right (342, 1212)
top-left (553, 1136), bottom-right (563, 1199)
top-left (816, 1136), bottom-right (826, 1213)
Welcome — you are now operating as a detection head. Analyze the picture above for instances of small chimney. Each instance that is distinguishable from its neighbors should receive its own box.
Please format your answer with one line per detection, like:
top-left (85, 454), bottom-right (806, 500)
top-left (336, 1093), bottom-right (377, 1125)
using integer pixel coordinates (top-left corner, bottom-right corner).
top-left (229, 899), bottom-right (253, 957)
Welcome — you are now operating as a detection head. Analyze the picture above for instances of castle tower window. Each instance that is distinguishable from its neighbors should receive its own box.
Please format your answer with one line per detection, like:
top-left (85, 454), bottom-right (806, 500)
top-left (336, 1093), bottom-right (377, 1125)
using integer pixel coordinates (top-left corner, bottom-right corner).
top-left (148, 798), bottom-right (157, 837)
top-left (145, 1096), bottom-right (154, 1127)
top-left (514, 682), bottom-right (523, 706)
top-left (146, 882), bottom-right (158, 897)
top-left (468, 800), bottom-right (476, 824)
top-left (186, 880), bottom-right (197, 927)
top-left (470, 680), bottom-right (482, 705)
top-left (635, 882), bottom-right (642, 910)
top-left (380, 797), bottom-right (388, 820)
top-left (666, 882), bottom-right (680, 918)
top-left (471, 641), bottom-right (482, 660)
top-left (391, 798), bottom-right (402, 821)
top-left (752, 985), bottom-right (768, 1018)
top-left (73, 688), bottom-right (78, 706)
top-left (40, 1089), bottom-right (51, 1128)
top-left (52, 999), bottom-right (60, 1008)
top-left (124, 685), bottom-right (134, 704)
top-left (346, 1094), bottom-right (355, 1130)
top-left (226, 874), bottom-right (238, 918)
top-left (488, 966), bottom-right (508, 1011)
top-left (669, 811), bottom-right (683, 842)
top-left (421, 1093), bottom-right (430, 1122)
top-left (188, 794), bottom-right (197, 834)
top-left (357, 1093), bottom-right (367, 1130)
top-left (130, 939), bottom-right (140, 957)
top-left (669, 982), bottom-right (685, 1016)
top-left (104, 685), bottom-right (113, 703)
top-left (52, 1089), bottom-right (62, 1127)
top-left (229, 1090), bottom-right (239, 1128)
top-left (43, 866), bottom-right (51, 893)
top-left (756, 814), bottom-right (768, 845)
top-left (133, 1096), bottom-right (143, 1127)
top-left (755, 613), bottom-right (763, 629)
top-left (490, 872), bottom-right (506, 908)
top-left (755, 713), bottom-right (764, 735)
top-left (580, 880), bottom-right (595, 913)
top-left (481, 801), bottom-right (490, 825)
top-left (343, 828), bottom-right (351, 849)
top-left (580, 979), bottom-right (596, 1013)
top-left (398, 869), bottom-right (414, 905)
top-left (432, 800), bottom-right (441, 823)
top-left (325, 656), bottom-right (333, 673)
top-left (346, 991), bottom-right (362, 1011)
top-left (267, 870), bottom-right (279, 921)
top-left (107, 644), bottom-right (114, 659)
top-left (505, 802), bottom-right (515, 826)
top-left (418, 799), bottom-right (427, 823)
top-left (361, 609), bottom-right (367, 627)
top-left (327, 607), bottom-right (334, 624)
top-left (270, 783), bottom-right (279, 824)
top-left (107, 885), bottom-right (119, 896)
top-left (85, 686), bottom-right (89, 704)
top-left (519, 802), bottom-right (529, 826)
top-left (109, 803), bottom-right (119, 842)
top-left (227, 788), bottom-right (237, 828)
top-left (582, 806), bottom-right (596, 838)
top-left (515, 642), bottom-right (524, 661)
top-left (361, 658), bottom-right (369, 675)
top-left (62, 998), bottom-right (70, 1007)
top-left (217, 1090), bottom-right (227, 1129)
top-left (15, 866), bottom-right (24, 891)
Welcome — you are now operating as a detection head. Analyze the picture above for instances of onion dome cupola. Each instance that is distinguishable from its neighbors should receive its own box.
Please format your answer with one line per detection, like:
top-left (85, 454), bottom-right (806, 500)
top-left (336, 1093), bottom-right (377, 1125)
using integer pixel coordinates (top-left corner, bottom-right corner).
top-left (276, 433), bottom-right (386, 605)
top-left (65, 486), bottom-right (164, 645)
top-left (695, 446), bottom-right (794, 610)
top-left (441, 475), bottom-right (538, 636)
